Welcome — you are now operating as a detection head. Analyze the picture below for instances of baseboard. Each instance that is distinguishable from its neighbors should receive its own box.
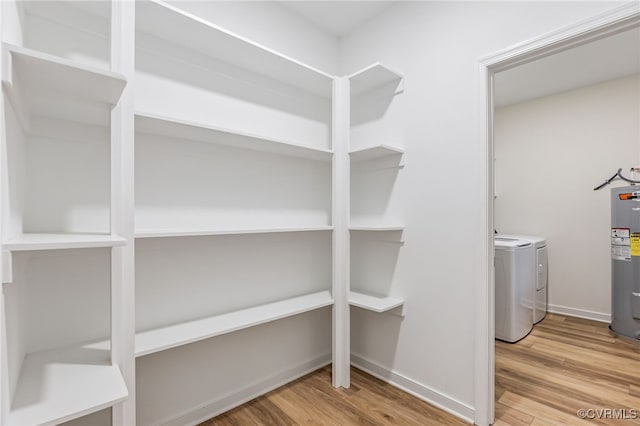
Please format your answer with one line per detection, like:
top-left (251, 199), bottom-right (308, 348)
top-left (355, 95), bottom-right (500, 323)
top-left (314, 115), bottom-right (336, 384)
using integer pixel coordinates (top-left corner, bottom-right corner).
top-left (547, 303), bottom-right (610, 323)
top-left (350, 353), bottom-right (474, 424)
top-left (155, 354), bottom-right (332, 426)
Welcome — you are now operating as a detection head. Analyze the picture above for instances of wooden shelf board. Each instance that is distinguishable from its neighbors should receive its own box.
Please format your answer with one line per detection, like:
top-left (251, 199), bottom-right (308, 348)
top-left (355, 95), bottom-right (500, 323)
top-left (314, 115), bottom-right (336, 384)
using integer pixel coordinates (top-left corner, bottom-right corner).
top-left (3, 233), bottom-right (127, 251)
top-left (350, 145), bottom-right (404, 162)
top-left (349, 291), bottom-right (404, 313)
top-left (3, 43), bottom-right (126, 105)
top-left (136, 290), bottom-right (333, 357)
top-left (136, 112), bottom-right (332, 162)
top-left (136, 1), bottom-right (333, 98)
top-left (348, 62), bottom-right (403, 97)
top-left (349, 226), bottom-right (405, 232)
top-left (135, 226), bottom-right (333, 239)
top-left (7, 346), bottom-right (128, 426)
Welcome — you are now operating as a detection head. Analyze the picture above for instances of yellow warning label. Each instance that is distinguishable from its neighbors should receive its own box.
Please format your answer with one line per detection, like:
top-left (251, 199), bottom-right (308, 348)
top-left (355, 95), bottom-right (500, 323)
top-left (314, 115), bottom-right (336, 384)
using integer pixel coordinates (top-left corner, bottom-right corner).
top-left (631, 233), bottom-right (640, 256)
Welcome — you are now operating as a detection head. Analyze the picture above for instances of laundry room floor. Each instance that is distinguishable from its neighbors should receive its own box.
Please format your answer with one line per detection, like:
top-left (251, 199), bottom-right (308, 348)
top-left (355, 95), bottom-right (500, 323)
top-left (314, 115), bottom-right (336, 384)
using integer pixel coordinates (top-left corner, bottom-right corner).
top-left (495, 313), bottom-right (640, 425)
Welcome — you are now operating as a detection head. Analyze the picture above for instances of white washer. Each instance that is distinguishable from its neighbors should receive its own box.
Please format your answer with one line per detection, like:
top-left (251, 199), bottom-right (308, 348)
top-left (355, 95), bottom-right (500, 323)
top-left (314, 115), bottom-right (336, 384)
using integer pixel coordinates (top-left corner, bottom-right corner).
top-left (498, 234), bottom-right (548, 324)
top-left (494, 237), bottom-right (534, 342)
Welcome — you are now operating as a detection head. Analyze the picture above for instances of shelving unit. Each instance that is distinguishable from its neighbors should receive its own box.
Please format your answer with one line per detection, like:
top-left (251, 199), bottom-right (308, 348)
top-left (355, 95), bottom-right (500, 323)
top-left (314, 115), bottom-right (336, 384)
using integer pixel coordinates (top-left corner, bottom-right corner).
top-left (2, 43), bottom-right (126, 125)
top-left (349, 291), bottom-right (404, 313)
top-left (1, 3), bottom-right (133, 425)
top-left (348, 63), bottom-right (405, 327)
top-left (132, 2), bottom-right (337, 424)
top-left (7, 345), bottom-right (128, 426)
top-left (348, 62), bottom-right (403, 98)
top-left (136, 112), bottom-right (333, 162)
top-left (350, 144), bottom-right (404, 163)
top-left (136, 291), bottom-right (333, 357)
top-left (350, 226), bottom-right (405, 232)
top-left (135, 0), bottom-right (333, 99)
top-left (3, 233), bottom-right (126, 251)
top-left (135, 226), bottom-right (333, 239)
top-left (1, 2), bottom-right (406, 424)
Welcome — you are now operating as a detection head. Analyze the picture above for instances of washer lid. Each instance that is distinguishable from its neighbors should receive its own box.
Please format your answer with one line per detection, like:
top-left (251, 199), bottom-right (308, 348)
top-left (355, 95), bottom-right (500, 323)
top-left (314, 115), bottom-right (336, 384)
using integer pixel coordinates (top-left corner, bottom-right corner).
top-left (496, 234), bottom-right (546, 247)
top-left (495, 237), bottom-right (532, 248)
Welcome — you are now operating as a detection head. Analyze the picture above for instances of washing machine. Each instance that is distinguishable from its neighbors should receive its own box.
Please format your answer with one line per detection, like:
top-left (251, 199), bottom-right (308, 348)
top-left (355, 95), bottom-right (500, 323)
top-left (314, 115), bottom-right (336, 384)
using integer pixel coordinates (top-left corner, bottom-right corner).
top-left (494, 237), bottom-right (534, 342)
top-left (498, 234), bottom-right (548, 324)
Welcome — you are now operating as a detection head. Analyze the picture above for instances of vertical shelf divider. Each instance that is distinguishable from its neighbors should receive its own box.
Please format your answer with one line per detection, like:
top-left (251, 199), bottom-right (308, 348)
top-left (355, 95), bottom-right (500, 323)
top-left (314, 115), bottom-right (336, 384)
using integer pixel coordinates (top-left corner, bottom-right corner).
top-left (110, 1), bottom-right (136, 425)
top-left (0, 1), bottom-right (7, 422)
top-left (332, 76), bottom-right (350, 388)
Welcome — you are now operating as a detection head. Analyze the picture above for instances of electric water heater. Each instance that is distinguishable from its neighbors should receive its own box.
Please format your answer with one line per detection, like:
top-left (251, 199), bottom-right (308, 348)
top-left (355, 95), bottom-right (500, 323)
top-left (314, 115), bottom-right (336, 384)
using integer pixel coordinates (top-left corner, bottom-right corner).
top-left (610, 186), bottom-right (640, 339)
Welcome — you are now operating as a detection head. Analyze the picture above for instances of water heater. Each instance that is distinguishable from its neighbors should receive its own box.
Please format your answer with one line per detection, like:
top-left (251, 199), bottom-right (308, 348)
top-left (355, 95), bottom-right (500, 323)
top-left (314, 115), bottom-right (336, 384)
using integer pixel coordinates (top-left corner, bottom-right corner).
top-left (610, 186), bottom-right (640, 339)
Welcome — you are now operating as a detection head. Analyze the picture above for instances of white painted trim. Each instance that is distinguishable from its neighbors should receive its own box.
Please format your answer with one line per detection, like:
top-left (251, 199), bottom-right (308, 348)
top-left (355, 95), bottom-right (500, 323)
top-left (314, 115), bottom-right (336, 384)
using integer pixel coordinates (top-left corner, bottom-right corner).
top-left (154, 355), bottom-right (331, 426)
top-left (479, 2), bottom-right (640, 72)
top-left (351, 354), bottom-right (474, 424)
top-left (477, 3), bottom-right (640, 426)
top-left (547, 304), bottom-right (611, 323)
top-left (475, 61), bottom-right (494, 426)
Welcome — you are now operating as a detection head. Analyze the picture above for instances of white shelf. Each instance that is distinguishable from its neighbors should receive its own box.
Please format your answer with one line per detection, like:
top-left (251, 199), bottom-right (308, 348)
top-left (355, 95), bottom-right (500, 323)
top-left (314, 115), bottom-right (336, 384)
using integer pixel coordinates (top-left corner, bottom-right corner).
top-left (135, 226), bottom-right (333, 239)
top-left (348, 62), bottom-right (403, 97)
top-left (349, 226), bottom-right (405, 232)
top-left (136, 112), bottom-right (333, 162)
top-left (3, 233), bottom-right (127, 251)
top-left (7, 345), bottom-right (128, 426)
top-left (2, 44), bottom-right (126, 123)
top-left (136, 0), bottom-right (333, 98)
top-left (349, 291), bottom-right (404, 313)
top-left (136, 290), bottom-right (333, 357)
top-left (350, 145), bottom-right (404, 162)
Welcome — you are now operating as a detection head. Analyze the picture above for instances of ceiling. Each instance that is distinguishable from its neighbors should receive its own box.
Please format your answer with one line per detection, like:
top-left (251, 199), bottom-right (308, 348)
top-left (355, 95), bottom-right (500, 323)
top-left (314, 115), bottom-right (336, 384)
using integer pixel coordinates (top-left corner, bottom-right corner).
top-left (279, 2), bottom-right (638, 104)
top-left (278, 1), bottom-right (396, 37)
top-left (494, 27), bottom-right (640, 107)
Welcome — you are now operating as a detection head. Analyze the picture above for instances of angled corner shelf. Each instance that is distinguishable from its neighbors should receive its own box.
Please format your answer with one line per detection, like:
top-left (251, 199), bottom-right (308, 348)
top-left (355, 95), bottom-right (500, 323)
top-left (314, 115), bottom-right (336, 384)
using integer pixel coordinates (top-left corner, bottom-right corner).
top-left (349, 225), bottom-right (405, 232)
top-left (348, 62), bottom-right (403, 97)
top-left (3, 233), bottom-right (127, 251)
top-left (136, 290), bottom-right (334, 357)
top-left (135, 226), bottom-right (333, 239)
top-left (136, 112), bottom-right (333, 162)
top-left (349, 291), bottom-right (404, 313)
top-left (350, 144), bottom-right (404, 163)
top-left (136, 0), bottom-right (334, 99)
top-left (7, 345), bottom-right (128, 426)
top-left (2, 44), bottom-right (126, 127)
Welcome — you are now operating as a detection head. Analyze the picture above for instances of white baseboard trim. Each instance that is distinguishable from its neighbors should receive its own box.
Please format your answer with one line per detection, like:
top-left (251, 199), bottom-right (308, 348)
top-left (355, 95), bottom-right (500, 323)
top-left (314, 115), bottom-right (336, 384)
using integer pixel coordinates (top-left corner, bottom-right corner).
top-left (350, 353), bottom-right (474, 424)
top-left (155, 354), bottom-right (332, 426)
top-left (547, 303), bottom-right (610, 323)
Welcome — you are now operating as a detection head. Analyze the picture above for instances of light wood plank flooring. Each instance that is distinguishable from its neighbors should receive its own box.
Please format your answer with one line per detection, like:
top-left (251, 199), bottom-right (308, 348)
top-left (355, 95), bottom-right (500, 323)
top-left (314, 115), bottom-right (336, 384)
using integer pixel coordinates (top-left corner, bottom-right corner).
top-left (199, 366), bottom-right (467, 425)
top-left (200, 313), bottom-right (640, 425)
top-left (496, 313), bottom-right (640, 425)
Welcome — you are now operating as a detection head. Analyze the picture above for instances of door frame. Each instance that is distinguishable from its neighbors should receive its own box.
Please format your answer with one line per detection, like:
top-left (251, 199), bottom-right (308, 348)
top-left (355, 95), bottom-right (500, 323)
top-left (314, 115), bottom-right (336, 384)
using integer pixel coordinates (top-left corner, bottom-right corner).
top-left (475, 3), bottom-right (640, 425)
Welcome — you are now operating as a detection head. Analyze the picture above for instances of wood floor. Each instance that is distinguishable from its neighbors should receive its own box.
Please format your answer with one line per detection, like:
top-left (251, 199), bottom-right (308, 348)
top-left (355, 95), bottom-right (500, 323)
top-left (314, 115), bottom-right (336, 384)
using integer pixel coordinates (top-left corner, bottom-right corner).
top-left (200, 313), bottom-right (640, 425)
top-left (495, 313), bottom-right (640, 425)
top-left (198, 366), bottom-right (467, 425)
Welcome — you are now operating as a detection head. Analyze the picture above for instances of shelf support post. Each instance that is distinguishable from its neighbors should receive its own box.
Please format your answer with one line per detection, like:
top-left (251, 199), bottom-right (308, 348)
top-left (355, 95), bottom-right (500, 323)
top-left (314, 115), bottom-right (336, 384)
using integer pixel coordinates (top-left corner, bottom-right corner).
top-left (0, 4), bottom-right (6, 422)
top-left (110, 1), bottom-right (136, 424)
top-left (332, 76), bottom-right (350, 388)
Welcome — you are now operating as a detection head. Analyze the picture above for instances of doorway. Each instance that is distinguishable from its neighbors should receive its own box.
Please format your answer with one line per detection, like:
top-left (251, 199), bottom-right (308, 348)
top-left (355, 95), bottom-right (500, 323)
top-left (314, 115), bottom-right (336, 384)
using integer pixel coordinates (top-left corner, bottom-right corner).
top-left (476, 3), bottom-right (640, 425)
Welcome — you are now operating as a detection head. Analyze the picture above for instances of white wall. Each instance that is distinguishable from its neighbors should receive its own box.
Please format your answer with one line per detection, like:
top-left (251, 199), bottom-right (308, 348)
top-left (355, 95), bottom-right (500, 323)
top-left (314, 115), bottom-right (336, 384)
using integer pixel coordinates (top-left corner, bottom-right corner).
top-left (495, 74), bottom-right (640, 321)
top-left (166, 1), bottom-right (339, 75)
top-left (338, 1), bottom-right (625, 418)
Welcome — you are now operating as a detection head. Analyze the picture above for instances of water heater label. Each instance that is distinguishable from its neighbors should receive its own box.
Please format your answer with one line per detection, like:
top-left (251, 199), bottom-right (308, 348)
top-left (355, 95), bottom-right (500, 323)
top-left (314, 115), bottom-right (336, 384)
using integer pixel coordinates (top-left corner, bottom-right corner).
top-left (612, 245), bottom-right (631, 261)
top-left (612, 228), bottom-right (630, 245)
top-left (612, 228), bottom-right (631, 261)
top-left (631, 233), bottom-right (640, 257)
